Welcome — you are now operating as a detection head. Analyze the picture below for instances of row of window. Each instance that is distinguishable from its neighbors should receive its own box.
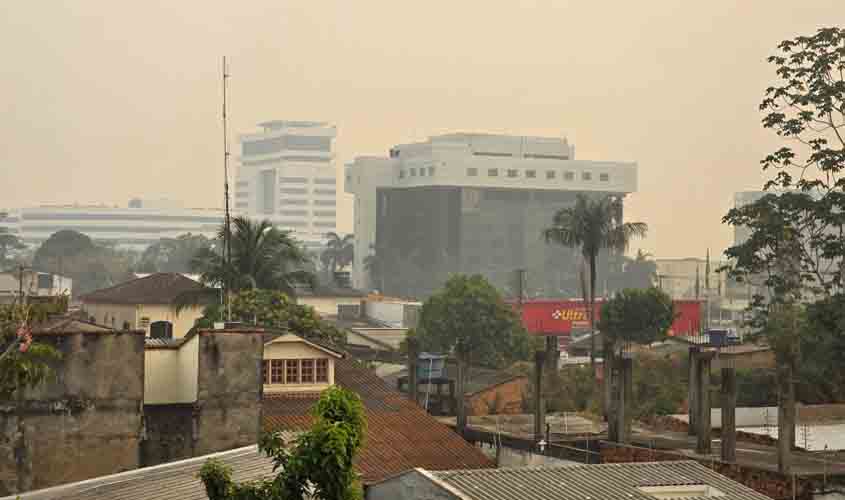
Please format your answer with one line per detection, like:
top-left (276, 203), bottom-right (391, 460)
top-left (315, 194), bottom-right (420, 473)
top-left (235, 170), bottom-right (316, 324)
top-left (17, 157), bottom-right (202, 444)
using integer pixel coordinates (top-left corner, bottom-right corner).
top-left (280, 199), bottom-right (336, 207)
top-left (278, 210), bottom-right (336, 217)
top-left (467, 168), bottom-right (609, 182)
top-left (279, 177), bottom-right (335, 184)
top-left (279, 188), bottom-right (337, 195)
top-left (398, 166), bottom-right (610, 182)
top-left (263, 358), bottom-right (329, 384)
top-left (242, 155), bottom-right (332, 166)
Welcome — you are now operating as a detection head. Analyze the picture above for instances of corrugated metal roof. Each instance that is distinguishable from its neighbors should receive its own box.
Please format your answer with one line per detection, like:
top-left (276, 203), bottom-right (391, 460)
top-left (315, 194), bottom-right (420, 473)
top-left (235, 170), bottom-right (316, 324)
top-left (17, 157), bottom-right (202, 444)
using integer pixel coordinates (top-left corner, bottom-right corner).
top-left (430, 461), bottom-right (772, 500)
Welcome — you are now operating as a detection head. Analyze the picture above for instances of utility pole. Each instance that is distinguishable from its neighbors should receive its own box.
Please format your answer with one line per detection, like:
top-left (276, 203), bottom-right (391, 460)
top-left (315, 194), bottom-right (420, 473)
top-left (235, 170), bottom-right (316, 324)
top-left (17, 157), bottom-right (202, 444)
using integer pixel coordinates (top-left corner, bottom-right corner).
top-left (222, 56), bottom-right (232, 322)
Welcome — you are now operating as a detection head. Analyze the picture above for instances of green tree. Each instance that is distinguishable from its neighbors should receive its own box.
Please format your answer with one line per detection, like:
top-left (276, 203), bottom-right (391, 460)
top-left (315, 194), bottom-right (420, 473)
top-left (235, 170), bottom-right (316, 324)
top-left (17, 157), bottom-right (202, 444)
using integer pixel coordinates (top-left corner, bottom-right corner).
top-left (195, 289), bottom-right (345, 346)
top-left (191, 216), bottom-right (313, 295)
top-left (416, 274), bottom-right (528, 434)
top-left (721, 27), bottom-right (845, 473)
top-left (0, 232), bottom-right (25, 270)
top-left (322, 232), bottom-right (354, 276)
top-left (199, 386), bottom-right (366, 500)
top-left (607, 250), bottom-right (657, 292)
top-left (137, 233), bottom-right (211, 274)
top-left (0, 302), bottom-right (62, 400)
top-left (32, 230), bottom-right (134, 296)
top-left (543, 195), bottom-right (648, 371)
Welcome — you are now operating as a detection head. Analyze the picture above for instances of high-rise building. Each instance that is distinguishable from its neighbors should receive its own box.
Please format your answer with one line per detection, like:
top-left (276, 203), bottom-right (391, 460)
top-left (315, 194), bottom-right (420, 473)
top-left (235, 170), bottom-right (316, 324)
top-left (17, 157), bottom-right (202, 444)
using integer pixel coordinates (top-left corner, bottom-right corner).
top-left (345, 133), bottom-right (638, 298)
top-left (236, 121), bottom-right (338, 250)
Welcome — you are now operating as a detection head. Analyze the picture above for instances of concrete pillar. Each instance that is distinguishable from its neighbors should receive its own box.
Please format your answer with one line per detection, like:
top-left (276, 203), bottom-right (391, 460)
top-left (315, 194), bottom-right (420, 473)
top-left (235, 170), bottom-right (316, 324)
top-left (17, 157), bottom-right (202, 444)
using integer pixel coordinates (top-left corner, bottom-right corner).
top-left (407, 338), bottom-right (419, 405)
top-left (721, 367), bottom-right (737, 463)
top-left (616, 356), bottom-right (633, 444)
top-left (778, 363), bottom-right (796, 474)
top-left (696, 352), bottom-right (713, 455)
top-left (534, 350), bottom-right (546, 442)
top-left (688, 347), bottom-right (700, 436)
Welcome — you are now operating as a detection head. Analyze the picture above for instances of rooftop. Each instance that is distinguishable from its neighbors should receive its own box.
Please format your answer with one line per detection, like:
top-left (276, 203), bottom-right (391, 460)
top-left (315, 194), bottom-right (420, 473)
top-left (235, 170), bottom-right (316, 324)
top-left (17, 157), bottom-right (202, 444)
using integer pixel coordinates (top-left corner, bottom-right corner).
top-left (80, 272), bottom-right (212, 305)
top-left (427, 461), bottom-right (771, 500)
top-left (263, 357), bottom-right (494, 484)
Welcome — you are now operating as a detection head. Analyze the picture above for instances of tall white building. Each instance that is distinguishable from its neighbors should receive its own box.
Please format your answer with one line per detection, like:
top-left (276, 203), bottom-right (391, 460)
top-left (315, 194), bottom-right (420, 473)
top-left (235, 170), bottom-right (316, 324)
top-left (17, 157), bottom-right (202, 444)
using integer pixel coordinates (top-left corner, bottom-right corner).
top-left (236, 121), bottom-right (338, 250)
top-left (345, 132), bottom-right (638, 296)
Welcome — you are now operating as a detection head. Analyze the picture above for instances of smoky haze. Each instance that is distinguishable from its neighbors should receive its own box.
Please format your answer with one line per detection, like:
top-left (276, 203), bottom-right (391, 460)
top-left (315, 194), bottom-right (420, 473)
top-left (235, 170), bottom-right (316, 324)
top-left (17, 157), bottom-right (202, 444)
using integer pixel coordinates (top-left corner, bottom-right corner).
top-left (0, 1), bottom-right (839, 258)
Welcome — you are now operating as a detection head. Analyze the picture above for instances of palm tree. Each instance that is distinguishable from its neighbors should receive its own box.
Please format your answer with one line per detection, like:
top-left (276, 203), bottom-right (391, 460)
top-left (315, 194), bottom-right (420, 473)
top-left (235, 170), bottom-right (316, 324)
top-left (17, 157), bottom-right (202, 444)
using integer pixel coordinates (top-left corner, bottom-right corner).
top-left (191, 216), bottom-right (313, 295)
top-left (323, 232), bottom-right (354, 276)
top-left (543, 194), bottom-right (648, 371)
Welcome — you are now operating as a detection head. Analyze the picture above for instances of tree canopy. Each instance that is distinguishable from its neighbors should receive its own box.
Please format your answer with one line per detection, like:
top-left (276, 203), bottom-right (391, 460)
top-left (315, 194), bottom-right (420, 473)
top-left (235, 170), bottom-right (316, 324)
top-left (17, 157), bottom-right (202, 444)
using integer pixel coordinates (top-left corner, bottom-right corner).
top-left (191, 216), bottom-right (313, 295)
top-left (416, 274), bottom-right (529, 368)
top-left (598, 287), bottom-right (675, 346)
top-left (0, 301), bottom-right (63, 400)
top-left (199, 386), bottom-right (366, 500)
top-left (195, 289), bottom-right (345, 347)
top-left (137, 233), bottom-right (211, 274)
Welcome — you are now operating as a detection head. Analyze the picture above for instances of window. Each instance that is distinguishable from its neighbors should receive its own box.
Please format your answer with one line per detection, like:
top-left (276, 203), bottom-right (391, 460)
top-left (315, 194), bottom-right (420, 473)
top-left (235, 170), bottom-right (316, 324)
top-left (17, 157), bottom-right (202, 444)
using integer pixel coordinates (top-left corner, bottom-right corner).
top-left (282, 199), bottom-right (308, 205)
top-left (419, 168), bottom-right (426, 177)
top-left (429, 166), bottom-right (435, 176)
top-left (313, 210), bottom-right (336, 217)
top-left (488, 168), bottom-right (499, 177)
top-left (410, 168), bottom-right (417, 176)
top-left (399, 170), bottom-right (405, 179)
top-left (564, 171), bottom-right (575, 181)
top-left (235, 192), bottom-right (249, 198)
top-left (546, 170), bottom-right (556, 180)
top-left (270, 360), bottom-right (285, 384)
top-left (600, 173), bottom-right (610, 182)
top-left (507, 169), bottom-right (519, 178)
top-left (236, 181), bottom-right (249, 187)
top-left (262, 360), bottom-right (269, 384)
top-left (280, 188), bottom-right (308, 194)
top-left (279, 209), bottom-right (308, 216)
top-left (280, 177), bottom-right (308, 183)
top-left (314, 200), bottom-right (335, 206)
top-left (526, 170), bottom-right (536, 179)
top-left (467, 167), bottom-right (478, 176)
top-left (582, 171), bottom-right (592, 181)
top-left (314, 189), bottom-right (336, 195)
top-left (285, 359), bottom-right (299, 384)
top-left (301, 359), bottom-right (315, 383)
top-left (313, 178), bottom-right (335, 184)
top-left (316, 359), bottom-right (329, 383)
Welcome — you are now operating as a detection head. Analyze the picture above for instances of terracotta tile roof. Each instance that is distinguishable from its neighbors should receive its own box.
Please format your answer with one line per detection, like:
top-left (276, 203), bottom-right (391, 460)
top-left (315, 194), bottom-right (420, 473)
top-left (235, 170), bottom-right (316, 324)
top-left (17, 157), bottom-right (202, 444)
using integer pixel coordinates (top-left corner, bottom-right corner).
top-left (263, 358), bottom-right (494, 484)
top-left (79, 272), bottom-right (212, 305)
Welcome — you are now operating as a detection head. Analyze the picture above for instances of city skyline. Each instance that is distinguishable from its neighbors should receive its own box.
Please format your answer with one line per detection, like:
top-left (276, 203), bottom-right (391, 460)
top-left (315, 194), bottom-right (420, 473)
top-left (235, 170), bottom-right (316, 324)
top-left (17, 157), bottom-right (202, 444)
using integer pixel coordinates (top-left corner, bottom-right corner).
top-left (1, 1), bottom-right (840, 259)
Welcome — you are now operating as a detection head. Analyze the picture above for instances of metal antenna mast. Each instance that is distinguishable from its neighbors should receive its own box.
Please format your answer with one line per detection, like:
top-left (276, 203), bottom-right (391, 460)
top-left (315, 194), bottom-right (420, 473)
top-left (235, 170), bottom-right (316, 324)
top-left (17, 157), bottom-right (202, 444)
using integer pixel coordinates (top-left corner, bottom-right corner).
top-left (222, 56), bottom-right (232, 322)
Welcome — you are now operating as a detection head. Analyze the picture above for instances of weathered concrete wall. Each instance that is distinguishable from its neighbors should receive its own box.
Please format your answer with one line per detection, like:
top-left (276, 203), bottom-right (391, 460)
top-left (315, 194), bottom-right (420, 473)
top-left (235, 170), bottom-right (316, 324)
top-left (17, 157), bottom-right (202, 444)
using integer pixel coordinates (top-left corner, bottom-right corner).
top-left (194, 330), bottom-right (264, 457)
top-left (140, 403), bottom-right (196, 466)
top-left (366, 469), bottom-right (457, 500)
top-left (0, 330), bottom-right (145, 496)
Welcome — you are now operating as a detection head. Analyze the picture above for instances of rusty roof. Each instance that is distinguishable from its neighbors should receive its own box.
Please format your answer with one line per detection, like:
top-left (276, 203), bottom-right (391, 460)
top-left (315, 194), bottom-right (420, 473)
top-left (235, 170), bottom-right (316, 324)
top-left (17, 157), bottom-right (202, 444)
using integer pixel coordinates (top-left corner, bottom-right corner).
top-left (263, 358), bottom-right (494, 484)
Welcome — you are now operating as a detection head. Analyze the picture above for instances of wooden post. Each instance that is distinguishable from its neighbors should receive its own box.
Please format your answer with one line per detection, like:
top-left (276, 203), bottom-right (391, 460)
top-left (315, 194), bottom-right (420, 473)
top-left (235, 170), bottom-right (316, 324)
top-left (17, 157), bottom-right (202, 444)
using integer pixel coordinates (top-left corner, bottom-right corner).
top-left (696, 352), bottom-right (713, 455)
top-left (688, 346), bottom-right (700, 436)
top-left (721, 367), bottom-right (737, 462)
top-left (407, 337), bottom-right (419, 405)
top-left (534, 350), bottom-right (546, 442)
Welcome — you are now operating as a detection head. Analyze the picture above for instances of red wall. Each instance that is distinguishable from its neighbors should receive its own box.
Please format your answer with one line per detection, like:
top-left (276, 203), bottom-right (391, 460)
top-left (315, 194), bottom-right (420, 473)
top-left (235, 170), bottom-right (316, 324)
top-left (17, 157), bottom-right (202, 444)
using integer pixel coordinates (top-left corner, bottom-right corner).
top-left (516, 299), bottom-right (701, 338)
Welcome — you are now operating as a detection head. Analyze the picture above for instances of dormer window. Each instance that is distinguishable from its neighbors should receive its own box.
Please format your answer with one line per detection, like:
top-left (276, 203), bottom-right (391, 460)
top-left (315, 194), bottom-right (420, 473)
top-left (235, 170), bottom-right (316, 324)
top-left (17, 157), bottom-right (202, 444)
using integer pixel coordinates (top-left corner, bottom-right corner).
top-left (262, 333), bottom-right (342, 392)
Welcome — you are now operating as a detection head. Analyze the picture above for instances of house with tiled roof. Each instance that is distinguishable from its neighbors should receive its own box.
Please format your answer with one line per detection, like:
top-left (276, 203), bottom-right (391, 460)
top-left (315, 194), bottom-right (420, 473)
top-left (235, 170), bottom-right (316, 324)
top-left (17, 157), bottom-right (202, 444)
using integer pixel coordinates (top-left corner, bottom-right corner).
top-left (367, 461), bottom-right (774, 500)
top-left (80, 272), bottom-right (216, 338)
top-left (262, 339), bottom-right (494, 486)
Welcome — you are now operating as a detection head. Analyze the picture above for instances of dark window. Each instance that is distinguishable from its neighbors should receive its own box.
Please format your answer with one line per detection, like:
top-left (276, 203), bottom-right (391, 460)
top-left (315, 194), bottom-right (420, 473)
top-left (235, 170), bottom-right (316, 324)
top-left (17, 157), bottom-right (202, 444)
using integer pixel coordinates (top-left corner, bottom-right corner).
top-left (270, 359), bottom-right (285, 384)
top-left (526, 170), bottom-right (536, 178)
top-left (600, 173), bottom-right (610, 181)
top-left (280, 188), bottom-right (308, 194)
top-left (281, 199), bottom-right (308, 206)
top-left (301, 359), bottom-right (315, 383)
top-left (488, 168), bottom-right (499, 177)
top-left (582, 172), bottom-right (592, 181)
top-left (564, 171), bottom-right (575, 181)
top-left (419, 168), bottom-right (426, 177)
top-left (410, 168), bottom-right (417, 177)
top-left (316, 359), bottom-right (329, 382)
top-left (524, 153), bottom-right (569, 160)
top-left (546, 170), bottom-right (556, 180)
top-left (429, 167), bottom-right (436, 176)
top-left (262, 360), bottom-right (269, 384)
top-left (399, 170), bottom-right (405, 179)
top-left (314, 178), bottom-right (335, 185)
top-left (280, 177), bottom-right (308, 183)
top-left (507, 169), bottom-right (519, 178)
top-left (467, 168), bottom-right (478, 176)
top-left (473, 151), bottom-right (513, 157)
top-left (285, 359), bottom-right (299, 384)
top-left (313, 210), bottom-right (336, 217)
top-left (279, 210), bottom-right (308, 216)
top-left (314, 200), bottom-right (335, 206)
top-left (313, 189), bottom-right (336, 195)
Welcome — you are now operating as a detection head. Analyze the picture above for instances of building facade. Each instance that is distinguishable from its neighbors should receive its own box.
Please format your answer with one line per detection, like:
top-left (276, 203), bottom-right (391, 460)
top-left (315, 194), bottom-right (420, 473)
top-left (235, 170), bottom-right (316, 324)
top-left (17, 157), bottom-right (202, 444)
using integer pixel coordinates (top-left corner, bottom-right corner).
top-left (0, 199), bottom-right (223, 251)
top-left (237, 121), bottom-right (338, 250)
top-left (346, 133), bottom-right (638, 297)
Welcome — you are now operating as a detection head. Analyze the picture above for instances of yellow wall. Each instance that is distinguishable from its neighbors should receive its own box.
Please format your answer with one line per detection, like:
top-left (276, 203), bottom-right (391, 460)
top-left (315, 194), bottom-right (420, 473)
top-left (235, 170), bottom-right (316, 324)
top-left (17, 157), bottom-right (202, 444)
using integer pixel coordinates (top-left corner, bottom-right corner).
top-left (263, 339), bottom-right (336, 393)
top-left (144, 334), bottom-right (199, 404)
top-left (83, 303), bottom-right (137, 329)
top-left (297, 296), bottom-right (361, 317)
top-left (137, 304), bottom-right (204, 338)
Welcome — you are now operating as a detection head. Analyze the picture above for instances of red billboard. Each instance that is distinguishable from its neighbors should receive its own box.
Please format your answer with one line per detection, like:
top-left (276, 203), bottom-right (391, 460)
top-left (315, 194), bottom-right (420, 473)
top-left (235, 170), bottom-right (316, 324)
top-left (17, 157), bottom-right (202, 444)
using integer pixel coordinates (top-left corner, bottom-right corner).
top-left (515, 299), bottom-right (701, 340)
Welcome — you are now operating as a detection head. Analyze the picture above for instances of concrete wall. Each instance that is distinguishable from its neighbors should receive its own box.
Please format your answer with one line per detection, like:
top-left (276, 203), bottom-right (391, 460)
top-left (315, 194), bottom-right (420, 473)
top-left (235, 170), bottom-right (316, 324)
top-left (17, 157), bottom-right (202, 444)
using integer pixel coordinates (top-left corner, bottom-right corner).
top-left (366, 301), bottom-right (420, 327)
top-left (366, 469), bottom-right (457, 500)
top-left (139, 404), bottom-right (195, 465)
top-left (144, 334), bottom-right (199, 404)
top-left (194, 330), bottom-right (264, 457)
top-left (0, 330), bottom-right (145, 496)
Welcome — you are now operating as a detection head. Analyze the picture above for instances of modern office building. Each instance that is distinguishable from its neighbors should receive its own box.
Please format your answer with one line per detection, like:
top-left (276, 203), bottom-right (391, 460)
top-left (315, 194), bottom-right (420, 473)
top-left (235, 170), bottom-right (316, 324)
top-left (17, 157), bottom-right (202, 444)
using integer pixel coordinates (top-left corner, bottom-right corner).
top-left (0, 199), bottom-right (224, 250)
top-left (236, 121), bottom-right (338, 250)
top-left (346, 133), bottom-right (638, 298)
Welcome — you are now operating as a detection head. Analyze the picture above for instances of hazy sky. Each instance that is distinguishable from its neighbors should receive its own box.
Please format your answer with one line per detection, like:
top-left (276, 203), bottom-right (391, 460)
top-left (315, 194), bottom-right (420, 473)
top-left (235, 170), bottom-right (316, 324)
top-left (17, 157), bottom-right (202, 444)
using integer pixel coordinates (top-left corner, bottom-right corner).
top-left (0, 1), bottom-right (840, 258)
